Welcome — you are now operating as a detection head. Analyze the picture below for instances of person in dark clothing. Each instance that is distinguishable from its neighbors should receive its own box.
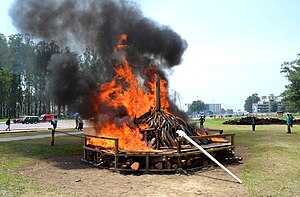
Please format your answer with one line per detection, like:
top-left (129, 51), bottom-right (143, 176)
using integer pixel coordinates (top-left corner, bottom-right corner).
top-left (50, 116), bottom-right (58, 146)
top-left (78, 116), bottom-right (83, 131)
top-left (51, 116), bottom-right (58, 131)
top-left (5, 118), bottom-right (11, 131)
top-left (75, 113), bottom-right (79, 129)
top-left (251, 116), bottom-right (256, 131)
top-left (290, 114), bottom-right (294, 127)
top-left (199, 115), bottom-right (205, 130)
top-left (286, 114), bottom-right (292, 133)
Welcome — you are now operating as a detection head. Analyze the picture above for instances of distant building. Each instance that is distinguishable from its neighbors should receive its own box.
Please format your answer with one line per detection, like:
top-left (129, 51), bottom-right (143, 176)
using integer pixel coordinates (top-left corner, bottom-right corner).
top-left (227, 109), bottom-right (234, 114)
top-left (254, 94), bottom-right (283, 113)
top-left (204, 103), bottom-right (221, 114)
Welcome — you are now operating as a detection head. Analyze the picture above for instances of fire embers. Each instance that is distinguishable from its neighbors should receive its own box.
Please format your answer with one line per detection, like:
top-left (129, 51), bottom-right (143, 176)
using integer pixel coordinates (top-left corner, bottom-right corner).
top-left (134, 108), bottom-right (211, 149)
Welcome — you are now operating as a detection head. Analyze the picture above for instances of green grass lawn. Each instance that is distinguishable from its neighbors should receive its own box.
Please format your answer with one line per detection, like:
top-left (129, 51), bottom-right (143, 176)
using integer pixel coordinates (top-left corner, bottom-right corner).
top-left (0, 128), bottom-right (81, 138)
top-left (0, 134), bottom-right (83, 196)
top-left (0, 120), bottom-right (299, 196)
top-left (205, 118), bottom-right (300, 197)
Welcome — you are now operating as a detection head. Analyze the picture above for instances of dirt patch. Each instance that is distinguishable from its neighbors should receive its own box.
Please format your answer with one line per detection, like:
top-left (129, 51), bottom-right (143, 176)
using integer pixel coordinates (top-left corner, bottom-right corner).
top-left (14, 149), bottom-right (248, 197)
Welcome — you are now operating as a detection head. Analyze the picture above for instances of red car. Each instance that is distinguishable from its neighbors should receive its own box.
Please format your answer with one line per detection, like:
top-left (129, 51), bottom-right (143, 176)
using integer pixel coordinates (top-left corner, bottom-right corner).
top-left (13, 116), bottom-right (25, 123)
top-left (39, 114), bottom-right (57, 122)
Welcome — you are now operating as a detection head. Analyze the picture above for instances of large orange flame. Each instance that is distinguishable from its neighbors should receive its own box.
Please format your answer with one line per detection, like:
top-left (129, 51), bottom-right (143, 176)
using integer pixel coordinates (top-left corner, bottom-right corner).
top-left (90, 35), bottom-right (170, 151)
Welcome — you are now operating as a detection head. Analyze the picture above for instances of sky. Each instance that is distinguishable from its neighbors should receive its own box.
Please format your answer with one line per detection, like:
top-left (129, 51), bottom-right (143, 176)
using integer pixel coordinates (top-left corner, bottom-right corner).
top-left (1, 0), bottom-right (300, 111)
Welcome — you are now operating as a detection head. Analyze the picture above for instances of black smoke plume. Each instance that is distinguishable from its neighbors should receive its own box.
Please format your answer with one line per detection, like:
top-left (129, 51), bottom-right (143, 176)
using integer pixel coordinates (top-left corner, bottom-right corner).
top-left (10, 0), bottom-right (188, 119)
top-left (47, 53), bottom-right (97, 116)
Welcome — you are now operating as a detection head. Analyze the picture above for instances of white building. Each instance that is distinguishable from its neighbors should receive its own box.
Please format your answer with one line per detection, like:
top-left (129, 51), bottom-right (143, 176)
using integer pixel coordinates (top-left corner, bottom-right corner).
top-left (204, 103), bottom-right (222, 114)
top-left (253, 94), bottom-right (283, 113)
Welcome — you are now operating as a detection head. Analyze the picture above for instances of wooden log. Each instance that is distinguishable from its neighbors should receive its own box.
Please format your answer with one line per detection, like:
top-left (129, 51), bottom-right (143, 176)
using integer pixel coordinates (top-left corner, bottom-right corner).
top-left (143, 131), bottom-right (148, 142)
top-left (165, 161), bottom-right (171, 169)
top-left (155, 162), bottom-right (163, 170)
top-left (134, 108), bottom-right (213, 148)
top-left (165, 129), bottom-right (176, 147)
top-left (131, 162), bottom-right (139, 171)
top-left (172, 164), bottom-right (179, 170)
top-left (180, 144), bottom-right (191, 149)
top-left (186, 159), bottom-right (192, 166)
top-left (150, 137), bottom-right (156, 146)
top-left (121, 164), bottom-right (128, 169)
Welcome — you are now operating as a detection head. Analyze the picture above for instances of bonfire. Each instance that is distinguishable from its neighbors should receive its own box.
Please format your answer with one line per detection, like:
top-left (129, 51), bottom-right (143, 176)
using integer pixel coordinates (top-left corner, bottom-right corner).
top-left (87, 34), bottom-right (210, 151)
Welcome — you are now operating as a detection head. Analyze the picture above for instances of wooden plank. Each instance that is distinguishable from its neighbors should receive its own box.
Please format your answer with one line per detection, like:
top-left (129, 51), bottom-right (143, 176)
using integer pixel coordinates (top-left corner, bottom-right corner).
top-left (177, 146), bottom-right (235, 156)
top-left (82, 146), bottom-right (115, 155)
top-left (83, 134), bottom-right (118, 140)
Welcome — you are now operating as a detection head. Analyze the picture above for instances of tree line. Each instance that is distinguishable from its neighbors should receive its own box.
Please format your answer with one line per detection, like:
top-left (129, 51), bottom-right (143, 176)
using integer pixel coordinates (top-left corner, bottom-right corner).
top-left (2, 33), bottom-right (300, 118)
top-left (0, 33), bottom-right (104, 119)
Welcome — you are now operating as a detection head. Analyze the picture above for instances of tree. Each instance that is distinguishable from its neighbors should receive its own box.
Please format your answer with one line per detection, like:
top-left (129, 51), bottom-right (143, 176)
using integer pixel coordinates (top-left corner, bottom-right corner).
top-left (244, 93), bottom-right (260, 112)
top-left (0, 34), bottom-right (11, 118)
top-left (187, 100), bottom-right (205, 115)
top-left (0, 33), bottom-right (108, 118)
top-left (79, 47), bottom-right (108, 85)
top-left (280, 55), bottom-right (300, 112)
top-left (34, 40), bottom-right (60, 114)
top-left (270, 101), bottom-right (278, 112)
top-left (7, 34), bottom-right (37, 117)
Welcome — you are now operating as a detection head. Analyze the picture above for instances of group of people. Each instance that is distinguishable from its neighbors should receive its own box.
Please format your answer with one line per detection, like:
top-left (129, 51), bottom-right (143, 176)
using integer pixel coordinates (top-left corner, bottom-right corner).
top-left (75, 114), bottom-right (84, 131)
top-left (51, 114), bottom-right (84, 131)
top-left (4, 114), bottom-right (84, 132)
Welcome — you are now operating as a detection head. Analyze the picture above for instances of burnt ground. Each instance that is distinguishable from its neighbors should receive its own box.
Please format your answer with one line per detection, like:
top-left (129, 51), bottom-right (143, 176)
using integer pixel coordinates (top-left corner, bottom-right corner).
top-left (13, 147), bottom-right (248, 197)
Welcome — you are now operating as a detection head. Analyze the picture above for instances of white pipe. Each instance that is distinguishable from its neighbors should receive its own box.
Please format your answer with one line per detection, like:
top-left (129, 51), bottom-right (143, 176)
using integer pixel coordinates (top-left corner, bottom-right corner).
top-left (176, 130), bottom-right (242, 184)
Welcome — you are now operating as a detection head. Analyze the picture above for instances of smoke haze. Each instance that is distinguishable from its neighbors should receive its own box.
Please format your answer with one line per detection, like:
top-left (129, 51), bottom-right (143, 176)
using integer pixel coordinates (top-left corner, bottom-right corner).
top-left (10, 0), bottom-right (188, 119)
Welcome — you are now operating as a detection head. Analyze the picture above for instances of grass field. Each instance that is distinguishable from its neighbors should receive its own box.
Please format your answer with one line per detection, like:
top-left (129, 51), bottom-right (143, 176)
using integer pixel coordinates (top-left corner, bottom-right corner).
top-left (0, 135), bottom-right (83, 196)
top-left (0, 128), bottom-right (80, 138)
top-left (0, 118), bottom-right (299, 196)
top-left (205, 118), bottom-right (300, 197)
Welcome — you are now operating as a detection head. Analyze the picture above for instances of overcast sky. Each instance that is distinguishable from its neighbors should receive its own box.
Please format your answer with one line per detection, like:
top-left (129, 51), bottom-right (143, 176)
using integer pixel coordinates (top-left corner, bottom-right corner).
top-left (1, 0), bottom-right (299, 111)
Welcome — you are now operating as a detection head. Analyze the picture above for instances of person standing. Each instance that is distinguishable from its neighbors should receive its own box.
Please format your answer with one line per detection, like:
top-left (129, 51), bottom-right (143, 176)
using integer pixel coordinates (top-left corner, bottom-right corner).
top-left (251, 116), bottom-right (256, 131)
top-left (286, 114), bottom-right (292, 133)
top-left (199, 115), bottom-right (205, 131)
top-left (50, 115), bottom-right (58, 146)
top-left (290, 114), bottom-right (294, 127)
top-left (5, 118), bottom-right (11, 131)
top-left (51, 115), bottom-right (58, 132)
top-left (78, 116), bottom-right (83, 131)
top-left (75, 113), bottom-right (79, 129)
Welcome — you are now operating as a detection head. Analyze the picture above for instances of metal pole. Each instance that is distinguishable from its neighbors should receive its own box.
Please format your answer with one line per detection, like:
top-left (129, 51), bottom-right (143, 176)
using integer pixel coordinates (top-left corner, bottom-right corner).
top-left (51, 129), bottom-right (55, 146)
top-left (176, 130), bottom-right (242, 184)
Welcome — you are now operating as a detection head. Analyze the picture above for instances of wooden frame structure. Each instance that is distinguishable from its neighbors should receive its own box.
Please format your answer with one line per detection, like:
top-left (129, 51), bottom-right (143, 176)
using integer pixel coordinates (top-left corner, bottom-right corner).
top-left (82, 132), bottom-right (236, 173)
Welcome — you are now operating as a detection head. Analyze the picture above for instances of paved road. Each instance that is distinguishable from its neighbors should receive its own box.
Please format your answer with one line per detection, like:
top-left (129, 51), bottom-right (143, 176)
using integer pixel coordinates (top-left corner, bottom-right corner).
top-left (0, 119), bottom-right (77, 132)
top-left (0, 119), bottom-right (93, 142)
top-left (0, 119), bottom-right (94, 133)
top-left (0, 131), bottom-right (83, 142)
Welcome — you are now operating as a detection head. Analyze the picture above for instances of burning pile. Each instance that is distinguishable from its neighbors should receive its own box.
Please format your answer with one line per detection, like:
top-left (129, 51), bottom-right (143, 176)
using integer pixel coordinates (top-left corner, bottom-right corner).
top-left (89, 53), bottom-right (210, 150)
top-left (134, 107), bottom-right (210, 149)
top-left (83, 31), bottom-right (206, 151)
